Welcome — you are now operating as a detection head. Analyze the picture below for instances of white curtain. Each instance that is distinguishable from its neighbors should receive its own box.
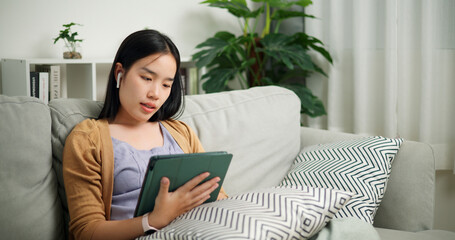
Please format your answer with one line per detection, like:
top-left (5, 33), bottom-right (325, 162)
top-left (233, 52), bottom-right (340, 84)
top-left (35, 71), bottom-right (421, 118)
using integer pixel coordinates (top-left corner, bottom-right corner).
top-left (303, 0), bottom-right (455, 172)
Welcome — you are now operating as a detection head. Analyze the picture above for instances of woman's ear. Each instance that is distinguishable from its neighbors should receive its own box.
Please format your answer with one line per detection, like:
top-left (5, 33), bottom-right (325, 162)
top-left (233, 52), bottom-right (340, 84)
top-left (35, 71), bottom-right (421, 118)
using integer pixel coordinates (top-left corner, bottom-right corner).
top-left (116, 72), bottom-right (122, 88)
top-left (115, 63), bottom-right (123, 88)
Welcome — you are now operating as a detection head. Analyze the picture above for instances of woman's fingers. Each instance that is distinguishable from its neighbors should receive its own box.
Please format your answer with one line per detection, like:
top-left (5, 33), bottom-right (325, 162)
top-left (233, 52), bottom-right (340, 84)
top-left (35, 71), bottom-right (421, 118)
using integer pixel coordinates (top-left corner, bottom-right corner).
top-left (179, 172), bottom-right (211, 191)
top-left (151, 174), bottom-right (222, 225)
top-left (173, 173), bottom-right (221, 209)
top-left (189, 194), bottom-right (212, 210)
top-left (157, 177), bottom-right (170, 198)
top-left (179, 177), bottom-right (221, 204)
top-left (192, 178), bottom-right (220, 198)
top-left (189, 181), bottom-right (219, 204)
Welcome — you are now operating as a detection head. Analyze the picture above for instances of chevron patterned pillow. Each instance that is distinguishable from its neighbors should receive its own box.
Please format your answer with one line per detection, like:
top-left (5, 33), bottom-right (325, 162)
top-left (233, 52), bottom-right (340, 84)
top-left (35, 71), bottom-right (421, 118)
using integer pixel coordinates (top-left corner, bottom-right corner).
top-left (280, 136), bottom-right (403, 224)
top-left (139, 186), bottom-right (352, 240)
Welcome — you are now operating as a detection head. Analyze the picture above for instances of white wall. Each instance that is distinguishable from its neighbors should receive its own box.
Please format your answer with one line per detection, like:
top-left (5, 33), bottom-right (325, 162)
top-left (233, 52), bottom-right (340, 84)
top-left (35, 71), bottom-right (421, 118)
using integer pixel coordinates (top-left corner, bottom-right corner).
top-left (0, 0), bottom-right (241, 60)
top-left (0, 0), bottom-right (248, 94)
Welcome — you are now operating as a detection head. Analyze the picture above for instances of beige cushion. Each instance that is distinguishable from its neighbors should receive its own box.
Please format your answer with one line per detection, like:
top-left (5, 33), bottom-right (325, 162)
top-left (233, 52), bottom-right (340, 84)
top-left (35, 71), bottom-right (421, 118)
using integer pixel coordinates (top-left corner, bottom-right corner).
top-left (179, 86), bottom-right (301, 194)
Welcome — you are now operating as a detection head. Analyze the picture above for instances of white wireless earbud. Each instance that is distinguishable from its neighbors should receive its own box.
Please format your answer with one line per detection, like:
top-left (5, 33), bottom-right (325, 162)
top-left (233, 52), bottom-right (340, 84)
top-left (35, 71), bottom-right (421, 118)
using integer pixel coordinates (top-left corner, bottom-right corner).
top-left (116, 72), bottom-right (122, 88)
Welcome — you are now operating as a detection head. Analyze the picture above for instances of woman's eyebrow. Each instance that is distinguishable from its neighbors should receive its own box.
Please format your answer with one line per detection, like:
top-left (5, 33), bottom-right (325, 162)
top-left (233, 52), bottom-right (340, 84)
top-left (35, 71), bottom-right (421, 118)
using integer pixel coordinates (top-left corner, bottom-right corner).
top-left (141, 67), bottom-right (157, 75)
top-left (141, 67), bottom-right (174, 81)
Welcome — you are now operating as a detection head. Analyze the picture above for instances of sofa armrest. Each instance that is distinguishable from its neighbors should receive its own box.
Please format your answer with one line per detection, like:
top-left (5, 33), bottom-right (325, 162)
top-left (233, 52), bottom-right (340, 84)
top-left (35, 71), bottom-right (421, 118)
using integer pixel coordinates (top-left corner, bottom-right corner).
top-left (299, 127), bottom-right (435, 232)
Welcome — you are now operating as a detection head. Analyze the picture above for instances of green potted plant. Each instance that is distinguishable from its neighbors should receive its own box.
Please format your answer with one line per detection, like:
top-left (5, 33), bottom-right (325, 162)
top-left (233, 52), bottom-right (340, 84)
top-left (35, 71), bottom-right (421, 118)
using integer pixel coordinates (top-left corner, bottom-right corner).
top-left (192, 0), bottom-right (332, 117)
top-left (53, 22), bottom-right (83, 59)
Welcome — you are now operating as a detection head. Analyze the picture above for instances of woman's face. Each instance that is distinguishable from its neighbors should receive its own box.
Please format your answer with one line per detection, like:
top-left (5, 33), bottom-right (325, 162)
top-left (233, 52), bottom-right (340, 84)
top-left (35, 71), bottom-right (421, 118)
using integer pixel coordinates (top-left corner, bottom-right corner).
top-left (115, 53), bottom-right (177, 125)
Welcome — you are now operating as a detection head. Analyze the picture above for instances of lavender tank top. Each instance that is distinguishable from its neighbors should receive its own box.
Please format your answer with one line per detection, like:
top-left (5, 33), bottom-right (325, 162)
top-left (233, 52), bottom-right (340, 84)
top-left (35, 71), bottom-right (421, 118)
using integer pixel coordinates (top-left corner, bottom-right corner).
top-left (110, 122), bottom-right (184, 220)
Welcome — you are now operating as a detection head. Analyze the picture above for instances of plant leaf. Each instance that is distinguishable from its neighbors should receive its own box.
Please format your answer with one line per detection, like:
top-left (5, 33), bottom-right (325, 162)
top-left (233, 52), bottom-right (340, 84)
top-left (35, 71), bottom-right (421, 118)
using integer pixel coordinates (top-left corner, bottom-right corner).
top-left (214, 31), bottom-right (236, 40)
top-left (201, 68), bottom-right (238, 92)
top-left (194, 36), bottom-right (229, 49)
top-left (193, 48), bottom-right (220, 68)
top-left (260, 33), bottom-right (315, 72)
top-left (308, 44), bottom-right (333, 65)
top-left (54, 22), bottom-right (83, 45)
top-left (201, 0), bottom-right (257, 18)
top-left (252, 0), bottom-right (312, 8)
top-left (193, 32), bottom-right (235, 68)
top-left (293, 32), bottom-right (333, 64)
top-left (260, 76), bottom-right (275, 85)
top-left (275, 67), bottom-right (309, 83)
top-left (312, 62), bottom-right (328, 77)
top-left (280, 83), bottom-right (326, 117)
top-left (293, 0), bottom-right (313, 7)
top-left (271, 10), bottom-right (315, 21)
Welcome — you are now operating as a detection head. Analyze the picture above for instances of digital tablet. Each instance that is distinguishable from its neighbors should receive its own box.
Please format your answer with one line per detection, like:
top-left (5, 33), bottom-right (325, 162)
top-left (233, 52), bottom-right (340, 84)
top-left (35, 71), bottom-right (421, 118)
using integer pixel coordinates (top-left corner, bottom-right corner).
top-left (134, 151), bottom-right (233, 217)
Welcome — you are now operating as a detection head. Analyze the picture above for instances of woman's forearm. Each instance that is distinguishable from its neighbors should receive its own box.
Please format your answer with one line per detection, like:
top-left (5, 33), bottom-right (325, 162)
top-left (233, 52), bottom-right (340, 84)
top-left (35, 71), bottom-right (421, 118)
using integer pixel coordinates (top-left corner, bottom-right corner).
top-left (91, 216), bottom-right (144, 240)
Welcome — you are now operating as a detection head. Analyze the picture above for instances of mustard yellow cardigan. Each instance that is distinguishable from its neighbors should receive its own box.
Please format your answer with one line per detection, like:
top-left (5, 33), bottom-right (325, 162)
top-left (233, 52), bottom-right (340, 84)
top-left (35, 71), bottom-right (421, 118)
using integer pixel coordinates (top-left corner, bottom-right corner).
top-left (63, 118), bottom-right (209, 240)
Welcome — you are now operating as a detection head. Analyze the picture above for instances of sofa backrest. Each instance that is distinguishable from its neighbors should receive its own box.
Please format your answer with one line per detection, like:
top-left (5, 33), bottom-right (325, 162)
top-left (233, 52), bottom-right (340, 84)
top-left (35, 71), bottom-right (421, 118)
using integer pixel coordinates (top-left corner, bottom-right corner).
top-left (177, 86), bottom-right (302, 194)
top-left (300, 127), bottom-right (435, 232)
top-left (0, 95), bottom-right (64, 240)
top-left (49, 86), bottom-right (302, 234)
top-left (49, 98), bottom-right (104, 238)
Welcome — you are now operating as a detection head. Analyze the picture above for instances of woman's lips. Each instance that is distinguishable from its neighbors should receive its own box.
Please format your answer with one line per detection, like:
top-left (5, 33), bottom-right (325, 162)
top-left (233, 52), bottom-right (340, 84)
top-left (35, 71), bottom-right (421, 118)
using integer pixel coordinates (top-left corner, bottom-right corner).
top-left (140, 103), bottom-right (156, 113)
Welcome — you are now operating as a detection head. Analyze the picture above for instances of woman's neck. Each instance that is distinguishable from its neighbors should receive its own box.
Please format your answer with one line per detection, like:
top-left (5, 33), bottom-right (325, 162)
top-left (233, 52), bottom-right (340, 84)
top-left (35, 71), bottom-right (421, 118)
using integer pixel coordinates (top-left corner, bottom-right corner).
top-left (108, 121), bottom-right (164, 150)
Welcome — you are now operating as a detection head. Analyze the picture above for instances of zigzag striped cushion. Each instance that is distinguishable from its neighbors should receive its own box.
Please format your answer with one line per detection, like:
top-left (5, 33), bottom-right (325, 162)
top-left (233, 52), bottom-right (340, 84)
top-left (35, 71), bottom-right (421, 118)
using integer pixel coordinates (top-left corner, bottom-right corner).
top-left (139, 186), bottom-right (352, 240)
top-left (280, 136), bottom-right (403, 224)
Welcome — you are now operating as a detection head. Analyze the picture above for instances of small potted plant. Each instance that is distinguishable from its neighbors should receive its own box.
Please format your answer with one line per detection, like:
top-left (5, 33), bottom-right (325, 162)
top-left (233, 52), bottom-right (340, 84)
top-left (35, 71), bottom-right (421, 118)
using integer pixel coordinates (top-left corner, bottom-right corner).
top-left (53, 22), bottom-right (83, 59)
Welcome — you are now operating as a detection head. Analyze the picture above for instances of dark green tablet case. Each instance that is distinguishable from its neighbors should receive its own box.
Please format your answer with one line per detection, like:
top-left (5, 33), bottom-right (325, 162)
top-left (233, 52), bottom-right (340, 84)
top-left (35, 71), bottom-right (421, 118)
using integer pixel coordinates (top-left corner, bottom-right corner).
top-left (134, 151), bottom-right (232, 217)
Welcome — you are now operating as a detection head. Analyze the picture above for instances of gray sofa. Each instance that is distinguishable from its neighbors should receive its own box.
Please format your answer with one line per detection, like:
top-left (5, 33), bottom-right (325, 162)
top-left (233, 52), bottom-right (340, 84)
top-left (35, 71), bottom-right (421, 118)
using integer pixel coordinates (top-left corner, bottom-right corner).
top-left (1, 86), bottom-right (454, 240)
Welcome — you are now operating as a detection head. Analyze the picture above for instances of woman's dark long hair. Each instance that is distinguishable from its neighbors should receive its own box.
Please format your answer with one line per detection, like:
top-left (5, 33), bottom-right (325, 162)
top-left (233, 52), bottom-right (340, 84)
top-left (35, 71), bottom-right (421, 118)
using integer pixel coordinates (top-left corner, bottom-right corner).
top-left (98, 29), bottom-right (184, 122)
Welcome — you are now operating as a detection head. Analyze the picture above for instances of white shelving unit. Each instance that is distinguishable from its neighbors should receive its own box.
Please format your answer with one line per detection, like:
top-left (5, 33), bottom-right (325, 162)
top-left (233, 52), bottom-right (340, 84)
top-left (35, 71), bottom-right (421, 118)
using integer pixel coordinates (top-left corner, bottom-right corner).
top-left (1, 58), bottom-right (199, 101)
top-left (1, 58), bottom-right (113, 101)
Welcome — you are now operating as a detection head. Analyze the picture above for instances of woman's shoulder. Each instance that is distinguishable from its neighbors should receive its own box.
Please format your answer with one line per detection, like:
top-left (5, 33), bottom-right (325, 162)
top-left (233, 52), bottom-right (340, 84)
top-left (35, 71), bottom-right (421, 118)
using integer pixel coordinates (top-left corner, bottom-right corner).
top-left (73, 118), bottom-right (108, 129)
top-left (68, 118), bottom-right (109, 140)
top-left (64, 118), bottom-right (112, 165)
top-left (162, 118), bottom-right (189, 126)
top-left (162, 119), bottom-right (204, 153)
top-left (161, 119), bottom-right (193, 135)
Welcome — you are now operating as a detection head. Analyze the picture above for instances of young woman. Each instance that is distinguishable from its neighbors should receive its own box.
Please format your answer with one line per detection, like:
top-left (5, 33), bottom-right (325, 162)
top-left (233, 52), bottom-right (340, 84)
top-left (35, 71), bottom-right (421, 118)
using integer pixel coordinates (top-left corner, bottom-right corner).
top-left (63, 29), bottom-right (227, 240)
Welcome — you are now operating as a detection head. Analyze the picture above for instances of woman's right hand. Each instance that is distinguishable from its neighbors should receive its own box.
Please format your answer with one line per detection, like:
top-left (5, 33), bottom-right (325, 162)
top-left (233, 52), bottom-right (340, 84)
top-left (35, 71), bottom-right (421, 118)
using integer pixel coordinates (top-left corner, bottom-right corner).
top-left (147, 172), bottom-right (220, 229)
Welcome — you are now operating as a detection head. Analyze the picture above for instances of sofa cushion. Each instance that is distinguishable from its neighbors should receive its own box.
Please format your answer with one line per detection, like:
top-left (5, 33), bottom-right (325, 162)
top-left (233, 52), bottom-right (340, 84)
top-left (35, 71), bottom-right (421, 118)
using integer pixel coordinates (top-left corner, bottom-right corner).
top-left (140, 186), bottom-right (352, 240)
top-left (312, 218), bottom-right (381, 240)
top-left (376, 228), bottom-right (455, 240)
top-left (299, 127), bottom-right (435, 232)
top-left (0, 95), bottom-right (64, 240)
top-left (179, 86), bottom-right (302, 194)
top-left (49, 98), bottom-right (104, 236)
top-left (280, 136), bottom-right (403, 224)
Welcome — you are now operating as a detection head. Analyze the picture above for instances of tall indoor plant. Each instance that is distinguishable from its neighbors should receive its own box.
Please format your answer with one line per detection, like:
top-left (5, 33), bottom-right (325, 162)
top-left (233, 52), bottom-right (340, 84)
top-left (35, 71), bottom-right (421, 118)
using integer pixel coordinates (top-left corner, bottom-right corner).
top-left (192, 0), bottom-right (332, 117)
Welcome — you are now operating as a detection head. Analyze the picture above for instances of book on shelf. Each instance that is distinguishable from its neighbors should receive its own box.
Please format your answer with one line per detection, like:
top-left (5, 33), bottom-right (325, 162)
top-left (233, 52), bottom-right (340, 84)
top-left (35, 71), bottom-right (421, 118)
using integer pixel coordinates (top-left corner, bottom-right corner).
top-left (29, 72), bottom-right (39, 98)
top-left (39, 72), bottom-right (49, 104)
top-left (35, 65), bottom-right (61, 100)
top-left (179, 68), bottom-right (187, 95)
top-left (188, 67), bottom-right (198, 95)
top-left (180, 66), bottom-right (199, 95)
top-left (29, 71), bottom-right (49, 103)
